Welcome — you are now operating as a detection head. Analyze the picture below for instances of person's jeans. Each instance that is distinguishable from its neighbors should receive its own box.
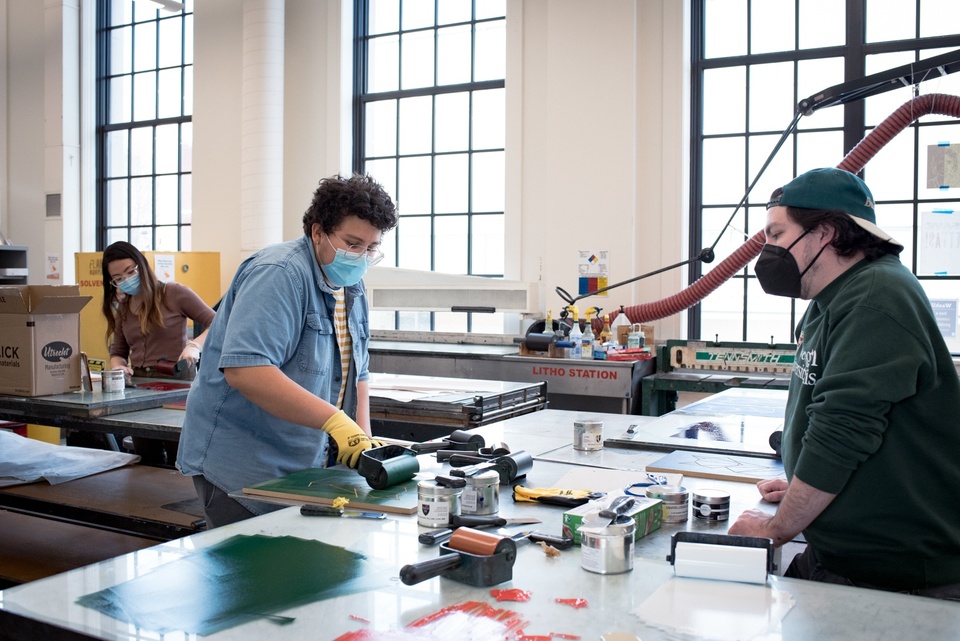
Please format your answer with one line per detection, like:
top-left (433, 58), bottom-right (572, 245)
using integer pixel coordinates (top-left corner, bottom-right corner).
top-left (192, 475), bottom-right (256, 528)
top-left (785, 545), bottom-right (960, 601)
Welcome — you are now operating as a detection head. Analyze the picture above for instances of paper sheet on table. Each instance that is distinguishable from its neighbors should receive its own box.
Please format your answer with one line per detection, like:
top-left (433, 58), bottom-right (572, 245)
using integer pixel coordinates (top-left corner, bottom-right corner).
top-left (635, 576), bottom-right (794, 641)
top-left (0, 430), bottom-right (140, 487)
top-left (368, 373), bottom-right (505, 402)
top-left (552, 466), bottom-right (683, 493)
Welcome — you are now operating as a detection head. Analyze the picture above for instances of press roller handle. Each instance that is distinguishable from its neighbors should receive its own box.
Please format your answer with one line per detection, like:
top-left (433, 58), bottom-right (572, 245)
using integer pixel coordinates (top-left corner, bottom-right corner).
top-left (399, 554), bottom-right (463, 585)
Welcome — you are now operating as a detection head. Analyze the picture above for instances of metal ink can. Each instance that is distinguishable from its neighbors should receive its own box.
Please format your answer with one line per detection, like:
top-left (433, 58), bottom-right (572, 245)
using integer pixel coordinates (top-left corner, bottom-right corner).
top-left (645, 485), bottom-right (689, 523)
top-left (692, 489), bottom-right (730, 521)
top-left (573, 419), bottom-right (604, 451)
top-left (102, 369), bottom-right (125, 393)
top-left (417, 480), bottom-right (461, 528)
top-left (580, 516), bottom-right (635, 575)
top-left (460, 470), bottom-right (500, 516)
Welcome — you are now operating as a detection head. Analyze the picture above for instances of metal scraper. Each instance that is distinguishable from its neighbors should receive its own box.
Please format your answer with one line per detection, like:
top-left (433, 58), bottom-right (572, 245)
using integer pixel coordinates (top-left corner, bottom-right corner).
top-left (579, 495), bottom-right (635, 531)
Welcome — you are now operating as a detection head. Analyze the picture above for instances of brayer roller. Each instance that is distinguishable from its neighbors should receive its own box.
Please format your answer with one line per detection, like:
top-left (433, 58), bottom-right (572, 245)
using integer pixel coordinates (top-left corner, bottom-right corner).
top-left (357, 444), bottom-right (420, 490)
top-left (665, 532), bottom-right (776, 585)
top-left (399, 527), bottom-right (517, 587)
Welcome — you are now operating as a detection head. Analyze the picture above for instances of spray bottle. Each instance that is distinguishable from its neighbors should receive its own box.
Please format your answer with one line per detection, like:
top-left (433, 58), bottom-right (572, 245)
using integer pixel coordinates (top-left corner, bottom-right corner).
top-left (599, 313), bottom-right (613, 345)
top-left (566, 305), bottom-right (582, 359)
top-left (544, 308), bottom-right (554, 334)
top-left (581, 307), bottom-right (596, 360)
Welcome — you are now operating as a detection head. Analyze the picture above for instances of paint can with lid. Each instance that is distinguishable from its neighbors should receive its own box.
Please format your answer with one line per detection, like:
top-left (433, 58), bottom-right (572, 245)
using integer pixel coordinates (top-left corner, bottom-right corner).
top-left (645, 485), bottom-right (689, 523)
top-left (417, 480), bottom-right (462, 528)
top-left (460, 470), bottom-right (500, 516)
top-left (692, 488), bottom-right (730, 521)
top-left (102, 369), bottom-right (125, 393)
top-left (573, 419), bottom-right (603, 451)
top-left (580, 515), bottom-right (635, 575)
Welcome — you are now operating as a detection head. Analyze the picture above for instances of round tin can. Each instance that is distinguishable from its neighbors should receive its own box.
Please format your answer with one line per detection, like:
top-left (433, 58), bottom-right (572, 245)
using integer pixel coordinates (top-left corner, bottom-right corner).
top-left (580, 516), bottom-right (635, 575)
top-left (417, 480), bottom-right (461, 528)
top-left (573, 419), bottom-right (603, 451)
top-left (102, 369), bottom-right (126, 393)
top-left (460, 470), bottom-right (500, 516)
top-left (692, 488), bottom-right (730, 521)
top-left (645, 485), bottom-right (689, 523)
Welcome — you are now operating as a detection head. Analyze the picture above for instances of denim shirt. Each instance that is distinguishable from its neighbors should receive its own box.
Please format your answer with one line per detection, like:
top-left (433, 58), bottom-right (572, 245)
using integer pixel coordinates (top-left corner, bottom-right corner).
top-left (177, 236), bottom-right (370, 513)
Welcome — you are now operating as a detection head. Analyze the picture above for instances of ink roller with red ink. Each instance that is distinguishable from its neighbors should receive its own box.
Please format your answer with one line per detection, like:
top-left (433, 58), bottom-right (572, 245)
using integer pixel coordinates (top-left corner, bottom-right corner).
top-left (399, 526), bottom-right (517, 587)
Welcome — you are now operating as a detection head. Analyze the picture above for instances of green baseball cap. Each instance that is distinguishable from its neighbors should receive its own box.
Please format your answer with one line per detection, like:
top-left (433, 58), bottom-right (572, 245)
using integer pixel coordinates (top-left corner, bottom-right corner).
top-left (767, 167), bottom-right (902, 249)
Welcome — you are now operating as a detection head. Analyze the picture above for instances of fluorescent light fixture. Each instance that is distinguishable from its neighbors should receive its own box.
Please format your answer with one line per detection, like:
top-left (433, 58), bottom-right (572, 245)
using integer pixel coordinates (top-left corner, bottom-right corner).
top-left (136, 0), bottom-right (185, 13)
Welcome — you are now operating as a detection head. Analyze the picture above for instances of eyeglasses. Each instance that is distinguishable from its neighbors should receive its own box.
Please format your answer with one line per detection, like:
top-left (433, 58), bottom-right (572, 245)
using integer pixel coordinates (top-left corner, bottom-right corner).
top-left (109, 265), bottom-right (138, 286)
top-left (326, 232), bottom-right (384, 266)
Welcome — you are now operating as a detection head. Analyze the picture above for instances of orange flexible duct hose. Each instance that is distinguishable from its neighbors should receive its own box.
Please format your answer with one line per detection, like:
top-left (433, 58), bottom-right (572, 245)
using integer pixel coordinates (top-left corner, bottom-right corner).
top-left (598, 93), bottom-right (960, 331)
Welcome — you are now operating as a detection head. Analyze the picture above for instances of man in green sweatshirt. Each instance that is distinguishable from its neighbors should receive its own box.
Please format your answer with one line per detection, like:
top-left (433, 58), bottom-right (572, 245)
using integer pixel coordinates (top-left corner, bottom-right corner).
top-left (729, 167), bottom-right (960, 600)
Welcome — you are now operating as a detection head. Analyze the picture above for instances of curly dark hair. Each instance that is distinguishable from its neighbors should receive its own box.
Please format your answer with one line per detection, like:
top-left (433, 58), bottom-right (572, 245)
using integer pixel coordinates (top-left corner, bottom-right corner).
top-left (769, 187), bottom-right (902, 261)
top-left (301, 174), bottom-right (399, 237)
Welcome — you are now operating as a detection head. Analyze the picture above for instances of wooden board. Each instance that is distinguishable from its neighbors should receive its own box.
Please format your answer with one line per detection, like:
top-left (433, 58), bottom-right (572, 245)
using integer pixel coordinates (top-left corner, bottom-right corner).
top-left (242, 468), bottom-right (419, 515)
top-left (645, 450), bottom-right (785, 484)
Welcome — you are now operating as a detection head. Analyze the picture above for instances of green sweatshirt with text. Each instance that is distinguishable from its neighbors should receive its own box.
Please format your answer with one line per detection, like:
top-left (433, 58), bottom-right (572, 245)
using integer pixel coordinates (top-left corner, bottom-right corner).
top-left (783, 254), bottom-right (960, 589)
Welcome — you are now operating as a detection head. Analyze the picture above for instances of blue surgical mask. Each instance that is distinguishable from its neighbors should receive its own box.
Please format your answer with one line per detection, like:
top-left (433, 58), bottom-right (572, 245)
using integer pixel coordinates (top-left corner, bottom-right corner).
top-left (321, 254), bottom-right (369, 287)
top-left (117, 273), bottom-right (142, 296)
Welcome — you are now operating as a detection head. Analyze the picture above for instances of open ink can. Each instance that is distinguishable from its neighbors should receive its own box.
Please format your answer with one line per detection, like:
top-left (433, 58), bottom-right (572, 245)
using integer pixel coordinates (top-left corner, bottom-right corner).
top-left (580, 515), bottom-right (635, 575)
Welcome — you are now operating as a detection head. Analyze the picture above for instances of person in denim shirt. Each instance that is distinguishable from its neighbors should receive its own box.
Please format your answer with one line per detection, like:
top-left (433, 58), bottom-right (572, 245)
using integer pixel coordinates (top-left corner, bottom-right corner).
top-left (177, 174), bottom-right (398, 527)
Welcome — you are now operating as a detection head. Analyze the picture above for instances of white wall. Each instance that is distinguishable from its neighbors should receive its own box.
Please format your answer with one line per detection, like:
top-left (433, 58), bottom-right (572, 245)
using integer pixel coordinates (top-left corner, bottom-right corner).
top-left (1, 0), bottom-right (690, 340)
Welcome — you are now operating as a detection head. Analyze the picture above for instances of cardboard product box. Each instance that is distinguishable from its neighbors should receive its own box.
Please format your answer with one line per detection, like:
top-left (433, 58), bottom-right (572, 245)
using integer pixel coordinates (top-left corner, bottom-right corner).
top-left (562, 492), bottom-right (663, 545)
top-left (0, 285), bottom-right (92, 397)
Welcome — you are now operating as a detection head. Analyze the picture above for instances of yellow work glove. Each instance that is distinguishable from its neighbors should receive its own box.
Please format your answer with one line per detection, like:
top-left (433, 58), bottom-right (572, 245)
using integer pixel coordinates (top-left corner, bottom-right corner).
top-left (322, 410), bottom-right (381, 468)
top-left (512, 486), bottom-right (603, 507)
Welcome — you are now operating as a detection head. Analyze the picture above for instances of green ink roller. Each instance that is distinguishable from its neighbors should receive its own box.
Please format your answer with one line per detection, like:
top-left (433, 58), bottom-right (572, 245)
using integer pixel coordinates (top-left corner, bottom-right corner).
top-left (358, 444), bottom-right (420, 490)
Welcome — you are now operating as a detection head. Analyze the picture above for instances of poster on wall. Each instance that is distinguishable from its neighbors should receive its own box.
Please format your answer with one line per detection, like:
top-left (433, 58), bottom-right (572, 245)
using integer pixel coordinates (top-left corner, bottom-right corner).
top-left (578, 250), bottom-right (608, 297)
top-left (927, 143), bottom-right (960, 189)
top-left (154, 254), bottom-right (176, 283)
top-left (45, 254), bottom-right (60, 281)
top-left (919, 209), bottom-right (960, 274)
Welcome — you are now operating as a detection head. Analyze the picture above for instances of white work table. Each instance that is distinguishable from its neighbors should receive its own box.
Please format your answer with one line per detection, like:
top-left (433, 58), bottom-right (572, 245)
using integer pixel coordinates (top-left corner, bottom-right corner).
top-left (2, 407), bottom-right (959, 640)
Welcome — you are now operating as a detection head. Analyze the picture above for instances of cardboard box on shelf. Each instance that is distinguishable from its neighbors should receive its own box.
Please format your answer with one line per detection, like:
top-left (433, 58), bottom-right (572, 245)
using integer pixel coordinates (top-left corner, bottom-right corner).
top-left (0, 285), bottom-right (92, 396)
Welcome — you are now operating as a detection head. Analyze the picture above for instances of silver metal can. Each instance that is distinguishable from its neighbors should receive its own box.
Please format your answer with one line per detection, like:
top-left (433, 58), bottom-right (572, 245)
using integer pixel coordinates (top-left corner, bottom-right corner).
top-left (692, 488), bottom-right (730, 521)
top-left (460, 470), bottom-right (500, 516)
top-left (645, 485), bottom-right (689, 523)
top-left (580, 517), bottom-right (635, 574)
top-left (573, 419), bottom-right (603, 451)
top-left (102, 369), bottom-right (125, 393)
top-left (417, 480), bottom-right (461, 527)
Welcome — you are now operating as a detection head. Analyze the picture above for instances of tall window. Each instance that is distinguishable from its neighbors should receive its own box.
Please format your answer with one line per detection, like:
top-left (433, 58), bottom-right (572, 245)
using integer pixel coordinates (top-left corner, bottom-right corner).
top-left (97, 0), bottom-right (194, 251)
top-left (692, 0), bottom-right (960, 352)
top-left (355, 0), bottom-right (507, 333)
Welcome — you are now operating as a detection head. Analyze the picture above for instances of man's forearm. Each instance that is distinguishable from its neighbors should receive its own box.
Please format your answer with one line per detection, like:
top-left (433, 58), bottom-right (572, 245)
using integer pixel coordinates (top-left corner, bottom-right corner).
top-left (765, 475), bottom-right (837, 545)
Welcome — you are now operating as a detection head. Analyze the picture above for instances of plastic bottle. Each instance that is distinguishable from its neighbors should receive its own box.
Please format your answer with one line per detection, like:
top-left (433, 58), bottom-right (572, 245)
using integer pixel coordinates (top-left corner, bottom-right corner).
top-left (566, 305), bottom-right (582, 359)
top-left (581, 308), bottom-right (596, 360)
top-left (611, 305), bottom-right (631, 346)
top-left (599, 314), bottom-right (613, 345)
top-left (544, 308), bottom-right (554, 334)
top-left (627, 323), bottom-right (642, 349)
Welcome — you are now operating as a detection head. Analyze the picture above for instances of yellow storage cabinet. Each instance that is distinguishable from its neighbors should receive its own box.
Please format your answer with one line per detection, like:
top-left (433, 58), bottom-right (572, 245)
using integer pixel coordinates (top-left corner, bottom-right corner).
top-left (74, 252), bottom-right (221, 365)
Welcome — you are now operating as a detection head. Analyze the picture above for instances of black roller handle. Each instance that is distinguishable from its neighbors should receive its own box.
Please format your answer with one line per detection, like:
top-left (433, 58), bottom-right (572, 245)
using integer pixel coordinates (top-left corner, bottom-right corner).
top-left (400, 553), bottom-right (463, 585)
top-left (525, 532), bottom-right (574, 550)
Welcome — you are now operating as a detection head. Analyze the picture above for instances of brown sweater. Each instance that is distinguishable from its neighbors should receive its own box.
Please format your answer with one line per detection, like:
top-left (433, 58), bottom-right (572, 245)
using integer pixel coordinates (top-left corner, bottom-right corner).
top-left (110, 282), bottom-right (216, 369)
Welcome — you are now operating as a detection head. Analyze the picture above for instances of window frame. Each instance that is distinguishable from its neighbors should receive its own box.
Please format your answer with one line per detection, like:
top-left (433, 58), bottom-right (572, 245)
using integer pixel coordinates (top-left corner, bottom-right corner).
top-left (690, 0), bottom-right (960, 347)
top-left (96, 0), bottom-right (194, 252)
top-left (353, 0), bottom-right (506, 333)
